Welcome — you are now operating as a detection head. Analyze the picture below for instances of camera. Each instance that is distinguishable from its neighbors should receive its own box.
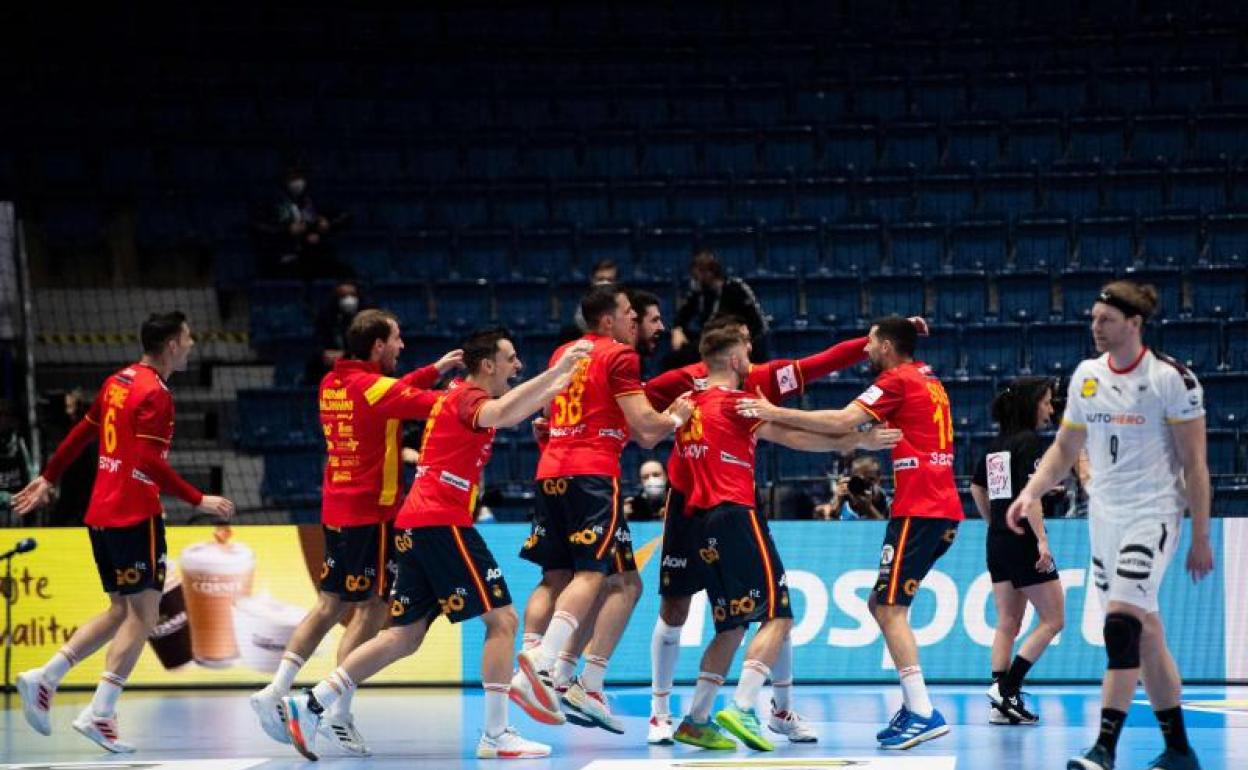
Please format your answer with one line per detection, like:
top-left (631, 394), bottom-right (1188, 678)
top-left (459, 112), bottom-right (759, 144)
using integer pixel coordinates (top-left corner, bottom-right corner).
top-left (847, 475), bottom-right (871, 496)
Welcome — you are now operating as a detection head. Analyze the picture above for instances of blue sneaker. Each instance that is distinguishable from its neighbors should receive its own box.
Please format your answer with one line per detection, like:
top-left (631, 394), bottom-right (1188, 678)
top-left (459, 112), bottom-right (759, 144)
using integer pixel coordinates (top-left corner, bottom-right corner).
top-left (876, 705), bottom-right (911, 741)
top-left (878, 708), bottom-right (949, 750)
top-left (1067, 744), bottom-right (1114, 770)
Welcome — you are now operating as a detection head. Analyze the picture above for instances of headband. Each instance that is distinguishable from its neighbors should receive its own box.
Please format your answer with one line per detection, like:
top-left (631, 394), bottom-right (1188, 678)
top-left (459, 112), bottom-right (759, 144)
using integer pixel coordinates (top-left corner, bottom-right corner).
top-left (1095, 289), bottom-right (1147, 319)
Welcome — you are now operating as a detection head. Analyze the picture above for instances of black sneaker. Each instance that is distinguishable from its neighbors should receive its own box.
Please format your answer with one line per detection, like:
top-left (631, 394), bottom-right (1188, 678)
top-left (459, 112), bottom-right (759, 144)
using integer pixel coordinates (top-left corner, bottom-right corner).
top-left (1068, 744), bottom-right (1114, 770)
top-left (999, 692), bottom-right (1038, 724)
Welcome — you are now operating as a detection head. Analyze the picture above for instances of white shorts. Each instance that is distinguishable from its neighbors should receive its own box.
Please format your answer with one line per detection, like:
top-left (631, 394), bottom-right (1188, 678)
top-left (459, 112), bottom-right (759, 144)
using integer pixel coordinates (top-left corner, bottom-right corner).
top-left (1088, 513), bottom-right (1181, 613)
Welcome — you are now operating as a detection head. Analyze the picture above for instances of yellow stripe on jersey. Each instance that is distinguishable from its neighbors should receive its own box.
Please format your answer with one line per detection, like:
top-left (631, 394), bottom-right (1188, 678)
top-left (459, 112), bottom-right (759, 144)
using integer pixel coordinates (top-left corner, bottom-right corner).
top-left (380, 419), bottom-right (400, 506)
top-left (1061, 417), bottom-right (1086, 430)
top-left (364, 376), bottom-right (398, 406)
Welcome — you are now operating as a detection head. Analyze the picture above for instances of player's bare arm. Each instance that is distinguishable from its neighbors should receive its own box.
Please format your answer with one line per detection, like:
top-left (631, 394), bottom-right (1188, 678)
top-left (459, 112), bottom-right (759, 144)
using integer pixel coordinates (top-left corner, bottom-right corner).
top-left (1006, 424), bottom-right (1086, 534)
top-left (618, 391), bottom-right (693, 449)
top-left (737, 391), bottom-right (875, 435)
top-left (1171, 415), bottom-right (1214, 582)
top-left (477, 342), bottom-right (592, 429)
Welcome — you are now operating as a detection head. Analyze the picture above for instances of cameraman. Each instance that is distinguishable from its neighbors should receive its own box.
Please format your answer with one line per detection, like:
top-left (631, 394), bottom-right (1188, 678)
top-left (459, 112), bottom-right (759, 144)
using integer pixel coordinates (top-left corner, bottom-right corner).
top-left (817, 455), bottom-right (889, 520)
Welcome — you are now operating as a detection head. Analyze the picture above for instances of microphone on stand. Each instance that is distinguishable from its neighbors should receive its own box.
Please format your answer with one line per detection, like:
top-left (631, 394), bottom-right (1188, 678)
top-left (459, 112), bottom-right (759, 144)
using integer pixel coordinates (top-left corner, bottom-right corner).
top-left (0, 538), bottom-right (36, 560)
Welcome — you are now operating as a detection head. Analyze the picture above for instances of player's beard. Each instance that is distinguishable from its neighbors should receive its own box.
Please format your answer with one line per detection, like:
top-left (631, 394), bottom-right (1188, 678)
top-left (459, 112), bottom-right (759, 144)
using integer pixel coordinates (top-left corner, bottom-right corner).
top-left (867, 353), bottom-right (885, 375)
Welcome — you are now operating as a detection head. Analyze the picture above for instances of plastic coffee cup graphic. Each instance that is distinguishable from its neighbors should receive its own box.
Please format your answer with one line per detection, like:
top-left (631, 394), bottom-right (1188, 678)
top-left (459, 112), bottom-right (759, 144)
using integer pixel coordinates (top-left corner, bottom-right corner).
top-left (147, 560), bottom-right (193, 670)
top-left (179, 529), bottom-right (255, 667)
top-left (234, 594), bottom-right (307, 673)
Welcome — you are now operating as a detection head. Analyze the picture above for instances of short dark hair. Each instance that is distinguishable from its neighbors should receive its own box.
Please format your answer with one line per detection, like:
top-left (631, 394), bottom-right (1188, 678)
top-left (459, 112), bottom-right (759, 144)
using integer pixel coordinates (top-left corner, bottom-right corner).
top-left (463, 327), bottom-right (513, 374)
top-left (703, 314), bottom-right (749, 335)
top-left (629, 289), bottom-right (661, 317)
top-left (346, 309), bottom-right (398, 360)
top-left (870, 315), bottom-right (917, 357)
top-left (592, 258), bottom-right (618, 275)
top-left (991, 376), bottom-right (1057, 437)
top-left (141, 311), bottom-right (188, 355)
top-left (581, 283), bottom-right (625, 328)
top-left (698, 326), bottom-right (748, 363)
top-left (691, 250), bottom-right (724, 279)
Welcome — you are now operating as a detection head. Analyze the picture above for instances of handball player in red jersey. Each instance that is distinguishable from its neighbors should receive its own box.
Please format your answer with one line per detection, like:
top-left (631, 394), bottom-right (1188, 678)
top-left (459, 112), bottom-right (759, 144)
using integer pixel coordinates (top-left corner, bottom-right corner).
top-left (13, 311), bottom-right (235, 752)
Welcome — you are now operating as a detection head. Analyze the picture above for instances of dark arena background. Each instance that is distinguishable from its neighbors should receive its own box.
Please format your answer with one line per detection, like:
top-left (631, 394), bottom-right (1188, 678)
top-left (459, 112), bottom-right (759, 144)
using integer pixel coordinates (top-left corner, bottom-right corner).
top-left (0, 2), bottom-right (1245, 769)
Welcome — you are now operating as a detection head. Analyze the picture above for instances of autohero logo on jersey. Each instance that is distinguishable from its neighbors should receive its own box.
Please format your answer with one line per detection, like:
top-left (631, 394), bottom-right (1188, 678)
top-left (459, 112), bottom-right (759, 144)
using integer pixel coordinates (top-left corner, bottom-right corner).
top-left (1087, 412), bottom-right (1147, 425)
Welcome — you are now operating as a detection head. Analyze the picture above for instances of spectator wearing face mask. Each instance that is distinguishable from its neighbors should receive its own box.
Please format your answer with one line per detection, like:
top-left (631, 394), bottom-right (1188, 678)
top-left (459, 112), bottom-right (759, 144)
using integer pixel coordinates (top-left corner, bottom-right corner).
top-left (252, 165), bottom-right (352, 281)
top-left (308, 281), bottom-right (366, 383)
top-left (624, 459), bottom-right (669, 520)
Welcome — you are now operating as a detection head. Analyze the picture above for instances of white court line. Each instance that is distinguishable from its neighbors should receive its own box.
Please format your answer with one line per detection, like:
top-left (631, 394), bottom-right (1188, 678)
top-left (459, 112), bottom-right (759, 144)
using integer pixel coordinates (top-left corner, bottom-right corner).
top-left (581, 757), bottom-right (957, 770)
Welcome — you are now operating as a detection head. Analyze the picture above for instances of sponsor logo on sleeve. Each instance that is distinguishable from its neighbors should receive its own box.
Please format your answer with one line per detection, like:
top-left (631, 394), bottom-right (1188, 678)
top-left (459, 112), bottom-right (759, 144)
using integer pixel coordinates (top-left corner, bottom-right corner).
top-left (859, 385), bottom-right (884, 405)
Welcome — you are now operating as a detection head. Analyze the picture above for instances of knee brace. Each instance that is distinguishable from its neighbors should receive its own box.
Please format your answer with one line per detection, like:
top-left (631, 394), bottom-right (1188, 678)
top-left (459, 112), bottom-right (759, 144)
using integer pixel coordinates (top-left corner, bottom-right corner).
top-left (1103, 612), bottom-right (1143, 669)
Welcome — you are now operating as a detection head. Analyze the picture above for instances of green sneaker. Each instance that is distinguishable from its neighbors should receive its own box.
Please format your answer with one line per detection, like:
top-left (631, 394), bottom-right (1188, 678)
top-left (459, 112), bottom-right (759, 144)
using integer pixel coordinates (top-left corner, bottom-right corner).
top-left (673, 717), bottom-right (737, 750)
top-left (715, 704), bottom-right (774, 751)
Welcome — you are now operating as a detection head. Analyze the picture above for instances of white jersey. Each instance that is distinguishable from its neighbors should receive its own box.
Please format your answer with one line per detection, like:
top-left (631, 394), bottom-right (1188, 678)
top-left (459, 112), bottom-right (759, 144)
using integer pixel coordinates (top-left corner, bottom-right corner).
top-left (1062, 348), bottom-right (1204, 523)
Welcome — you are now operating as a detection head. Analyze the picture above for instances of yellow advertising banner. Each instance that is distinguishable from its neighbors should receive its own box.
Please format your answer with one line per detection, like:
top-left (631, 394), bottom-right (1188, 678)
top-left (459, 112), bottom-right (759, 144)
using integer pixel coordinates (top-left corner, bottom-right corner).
top-left (1, 526), bottom-right (461, 686)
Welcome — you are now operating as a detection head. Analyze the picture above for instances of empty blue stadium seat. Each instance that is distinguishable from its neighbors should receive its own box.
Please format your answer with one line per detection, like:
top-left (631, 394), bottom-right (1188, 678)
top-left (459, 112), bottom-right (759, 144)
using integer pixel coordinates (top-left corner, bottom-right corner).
top-left (914, 72), bottom-right (967, 122)
top-left (495, 279), bottom-right (552, 330)
top-left (1032, 69), bottom-right (1090, 114)
top-left (457, 227), bottom-right (514, 278)
top-left (236, 389), bottom-right (321, 451)
top-left (736, 177), bottom-right (792, 222)
top-left (1014, 215), bottom-right (1071, 270)
top-left (1226, 320), bottom-right (1248, 371)
top-left (672, 83), bottom-right (729, 127)
top-left (1059, 267), bottom-right (1115, 319)
top-left (794, 82), bottom-right (850, 124)
top-left (338, 236), bottom-right (393, 281)
top-left (855, 75), bottom-right (908, 121)
top-left (612, 178), bottom-right (670, 224)
top-left (249, 281), bottom-right (311, 347)
top-left (516, 331), bottom-right (562, 371)
top-left (769, 326), bottom-right (831, 361)
top-left (916, 170), bottom-right (977, 222)
top-left (702, 222), bottom-right (759, 275)
top-left (1156, 66), bottom-right (1214, 112)
top-left (371, 282), bottom-right (430, 330)
top-left (641, 129), bottom-right (699, 175)
top-left (1206, 210), bottom-right (1248, 265)
top-left (1069, 115), bottom-right (1127, 164)
top-left (394, 228), bottom-right (454, 281)
top-left (749, 273), bottom-right (798, 325)
top-left (1168, 163), bottom-right (1228, 213)
top-left (407, 140), bottom-right (462, 182)
top-left (948, 216), bottom-right (1008, 271)
top-left (826, 218), bottom-right (884, 274)
top-left (996, 271), bottom-right (1053, 322)
top-left (1027, 322), bottom-right (1090, 374)
top-left (805, 379), bottom-right (869, 411)
top-left (981, 166), bottom-right (1039, 218)
top-left (766, 220), bottom-right (823, 274)
top-left (638, 222), bottom-right (697, 272)
top-left (433, 278), bottom-right (491, 331)
top-left (1005, 116), bottom-right (1064, 165)
top-left (552, 180), bottom-right (610, 226)
top-left (946, 119), bottom-right (1002, 166)
top-left (945, 377), bottom-right (995, 431)
top-left (919, 325), bottom-right (961, 375)
top-left (1122, 266), bottom-right (1184, 318)
top-left (703, 128), bottom-right (759, 175)
top-left (804, 274), bottom-right (863, 325)
top-left (261, 451), bottom-right (323, 507)
top-left (1096, 67), bottom-right (1152, 111)
top-left (1158, 318), bottom-right (1222, 372)
top-left (401, 331), bottom-right (456, 371)
top-left (1206, 428), bottom-right (1240, 475)
top-left (932, 272), bottom-right (988, 323)
top-left (465, 133), bottom-right (521, 179)
top-left (493, 180), bottom-right (550, 228)
top-left (860, 169), bottom-right (916, 221)
top-left (888, 219), bottom-right (946, 273)
top-left (1130, 114), bottom-right (1189, 162)
top-left (584, 131), bottom-right (639, 177)
top-left (823, 123), bottom-right (879, 169)
top-left (762, 126), bottom-right (818, 173)
top-left (734, 82), bottom-right (788, 127)
top-left (435, 182), bottom-right (490, 228)
top-left (1193, 112), bottom-right (1248, 161)
top-left (670, 178), bottom-right (733, 223)
top-left (1189, 265), bottom-right (1247, 318)
top-left (1075, 212), bottom-right (1137, 269)
top-left (1043, 163), bottom-right (1103, 216)
top-left (795, 176), bottom-right (852, 220)
top-left (616, 84), bottom-right (669, 127)
top-left (974, 71), bottom-right (1028, 115)
top-left (1204, 374), bottom-right (1248, 427)
top-left (882, 121), bottom-right (941, 167)
top-left (515, 225), bottom-right (576, 277)
top-left (1136, 210), bottom-right (1202, 266)
top-left (1104, 163), bottom-right (1166, 214)
top-left (868, 274), bottom-right (925, 317)
top-left (523, 132), bottom-right (581, 178)
top-left (962, 323), bottom-right (1025, 375)
top-left (577, 225), bottom-right (635, 276)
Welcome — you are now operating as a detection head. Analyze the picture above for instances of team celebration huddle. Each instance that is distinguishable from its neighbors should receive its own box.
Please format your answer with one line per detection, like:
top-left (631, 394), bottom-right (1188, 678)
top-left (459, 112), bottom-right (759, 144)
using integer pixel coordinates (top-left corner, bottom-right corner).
top-left (9, 277), bottom-right (1214, 770)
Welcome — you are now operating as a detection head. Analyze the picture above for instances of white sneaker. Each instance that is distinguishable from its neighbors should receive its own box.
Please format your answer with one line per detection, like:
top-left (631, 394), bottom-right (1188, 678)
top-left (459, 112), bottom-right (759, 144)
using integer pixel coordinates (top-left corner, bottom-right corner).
top-left (282, 693), bottom-right (323, 761)
top-left (476, 726), bottom-right (552, 759)
top-left (71, 707), bottom-right (135, 753)
top-left (561, 678), bottom-right (625, 734)
top-left (319, 712), bottom-right (371, 755)
top-left (15, 670), bottom-right (54, 736)
top-left (515, 649), bottom-right (560, 713)
top-left (989, 704), bottom-right (1016, 724)
top-left (249, 688), bottom-right (291, 744)
top-left (768, 702), bottom-right (818, 743)
top-left (647, 714), bottom-right (675, 745)
top-left (508, 669), bottom-right (566, 725)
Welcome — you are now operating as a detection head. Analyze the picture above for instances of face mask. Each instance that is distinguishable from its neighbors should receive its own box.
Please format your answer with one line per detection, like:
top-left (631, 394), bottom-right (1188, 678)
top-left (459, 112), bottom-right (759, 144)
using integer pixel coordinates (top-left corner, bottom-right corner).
top-left (287, 179), bottom-right (306, 196)
top-left (642, 478), bottom-right (666, 498)
top-left (338, 295), bottom-right (359, 314)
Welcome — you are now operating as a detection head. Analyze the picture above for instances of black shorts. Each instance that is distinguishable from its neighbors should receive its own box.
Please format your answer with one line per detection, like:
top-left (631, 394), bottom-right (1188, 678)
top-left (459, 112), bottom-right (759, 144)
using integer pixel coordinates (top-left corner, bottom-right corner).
top-left (389, 526), bottom-right (512, 626)
top-left (520, 475), bottom-right (630, 575)
top-left (659, 489), bottom-right (706, 598)
top-left (987, 528), bottom-right (1059, 588)
top-left (698, 503), bottom-right (792, 634)
top-left (872, 517), bottom-right (960, 607)
top-left (89, 517), bottom-right (167, 595)
top-left (320, 521), bottom-right (396, 602)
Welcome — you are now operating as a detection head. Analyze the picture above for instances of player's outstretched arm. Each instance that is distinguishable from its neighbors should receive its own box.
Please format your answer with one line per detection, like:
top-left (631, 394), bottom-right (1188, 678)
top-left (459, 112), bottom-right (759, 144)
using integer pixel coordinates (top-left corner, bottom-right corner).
top-left (477, 341), bottom-right (593, 429)
top-left (1006, 424), bottom-right (1085, 533)
top-left (737, 390), bottom-right (874, 435)
top-left (619, 392), bottom-right (694, 449)
top-left (759, 424), bottom-right (901, 453)
top-left (11, 475), bottom-right (54, 516)
top-left (1171, 416), bottom-right (1214, 582)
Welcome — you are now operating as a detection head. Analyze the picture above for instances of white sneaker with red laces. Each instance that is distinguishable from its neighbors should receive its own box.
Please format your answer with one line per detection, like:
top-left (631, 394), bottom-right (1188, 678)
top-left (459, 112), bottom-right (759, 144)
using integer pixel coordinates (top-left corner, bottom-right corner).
top-left (476, 727), bottom-right (552, 759)
top-left (15, 670), bottom-right (55, 736)
top-left (71, 707), bottom-right (135, 753)
top-left (647, 713), bottom-right (675, 745)
top-left (768, 701), bottom-right (818, 743)
top-left (508, 669), bottom-right (566, 725)
top-left (561, 678), bottom-right (624, 734)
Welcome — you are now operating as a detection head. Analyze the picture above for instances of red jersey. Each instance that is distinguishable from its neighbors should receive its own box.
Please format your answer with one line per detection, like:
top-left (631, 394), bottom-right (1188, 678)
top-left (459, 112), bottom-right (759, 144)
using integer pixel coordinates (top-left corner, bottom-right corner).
top-left (853, 361), bottom-right (962, 520)
top-left (87, 363), bottom-right (193, 527)
top-left (536, 334), bottom-right (644, 480)
top-left (320, 359), bottom-right (441, 526)
top-left (395, 380), bottom-right (494, 529)
top-left (675, 387), bottom-right (762, 510)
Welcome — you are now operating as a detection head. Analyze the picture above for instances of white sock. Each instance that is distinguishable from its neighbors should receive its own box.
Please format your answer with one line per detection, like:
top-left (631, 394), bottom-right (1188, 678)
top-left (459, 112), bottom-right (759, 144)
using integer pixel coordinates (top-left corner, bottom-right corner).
top-left (554, 652), bottom-right (578, 688)
top-left (581, 654), bottom-right (608, 692)
top-left (690, 672), bottom-right (725, 723)
top-left (537, 611), bottom-right (578, 672)
top-left (771, 636), bottom-right (794, 712)
top-left (734, 660), bottom-right (770, 711)
top-left (271, 651), bottom-right (305, 695)
top-left (328, 681), bottom-right (355, 717)
top-left (522, 633), bottom-right (542, 651)
top-left (899, 665), bottom-right (932, 718)
top-left (310, 667), bottom-right (355, 713)
top-left (91, 672), bottom-right (125, 716)
top-left (650, 619), bottom-right (682, 716)
top-left (483, 683), bottom-right (509, 738)
top-left (42, 647), bottom-right (78, 685)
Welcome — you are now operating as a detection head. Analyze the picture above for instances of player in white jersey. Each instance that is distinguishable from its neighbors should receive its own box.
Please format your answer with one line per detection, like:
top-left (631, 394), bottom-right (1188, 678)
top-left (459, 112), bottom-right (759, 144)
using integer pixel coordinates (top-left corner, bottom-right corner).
top-left (1007, 280), bottom-right (1213, 770)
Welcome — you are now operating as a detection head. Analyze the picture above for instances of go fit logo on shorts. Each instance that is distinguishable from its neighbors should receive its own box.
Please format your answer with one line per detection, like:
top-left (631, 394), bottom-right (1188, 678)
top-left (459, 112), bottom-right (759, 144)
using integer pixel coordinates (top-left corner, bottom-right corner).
top-left (712, 594), bottom-right (758, 621)
top-left (541, 478), bottom-right (569, 495)
top-left (439, 588), bottom-right (469, 615)
top-left (568, 526), bottom-right (603, 545)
